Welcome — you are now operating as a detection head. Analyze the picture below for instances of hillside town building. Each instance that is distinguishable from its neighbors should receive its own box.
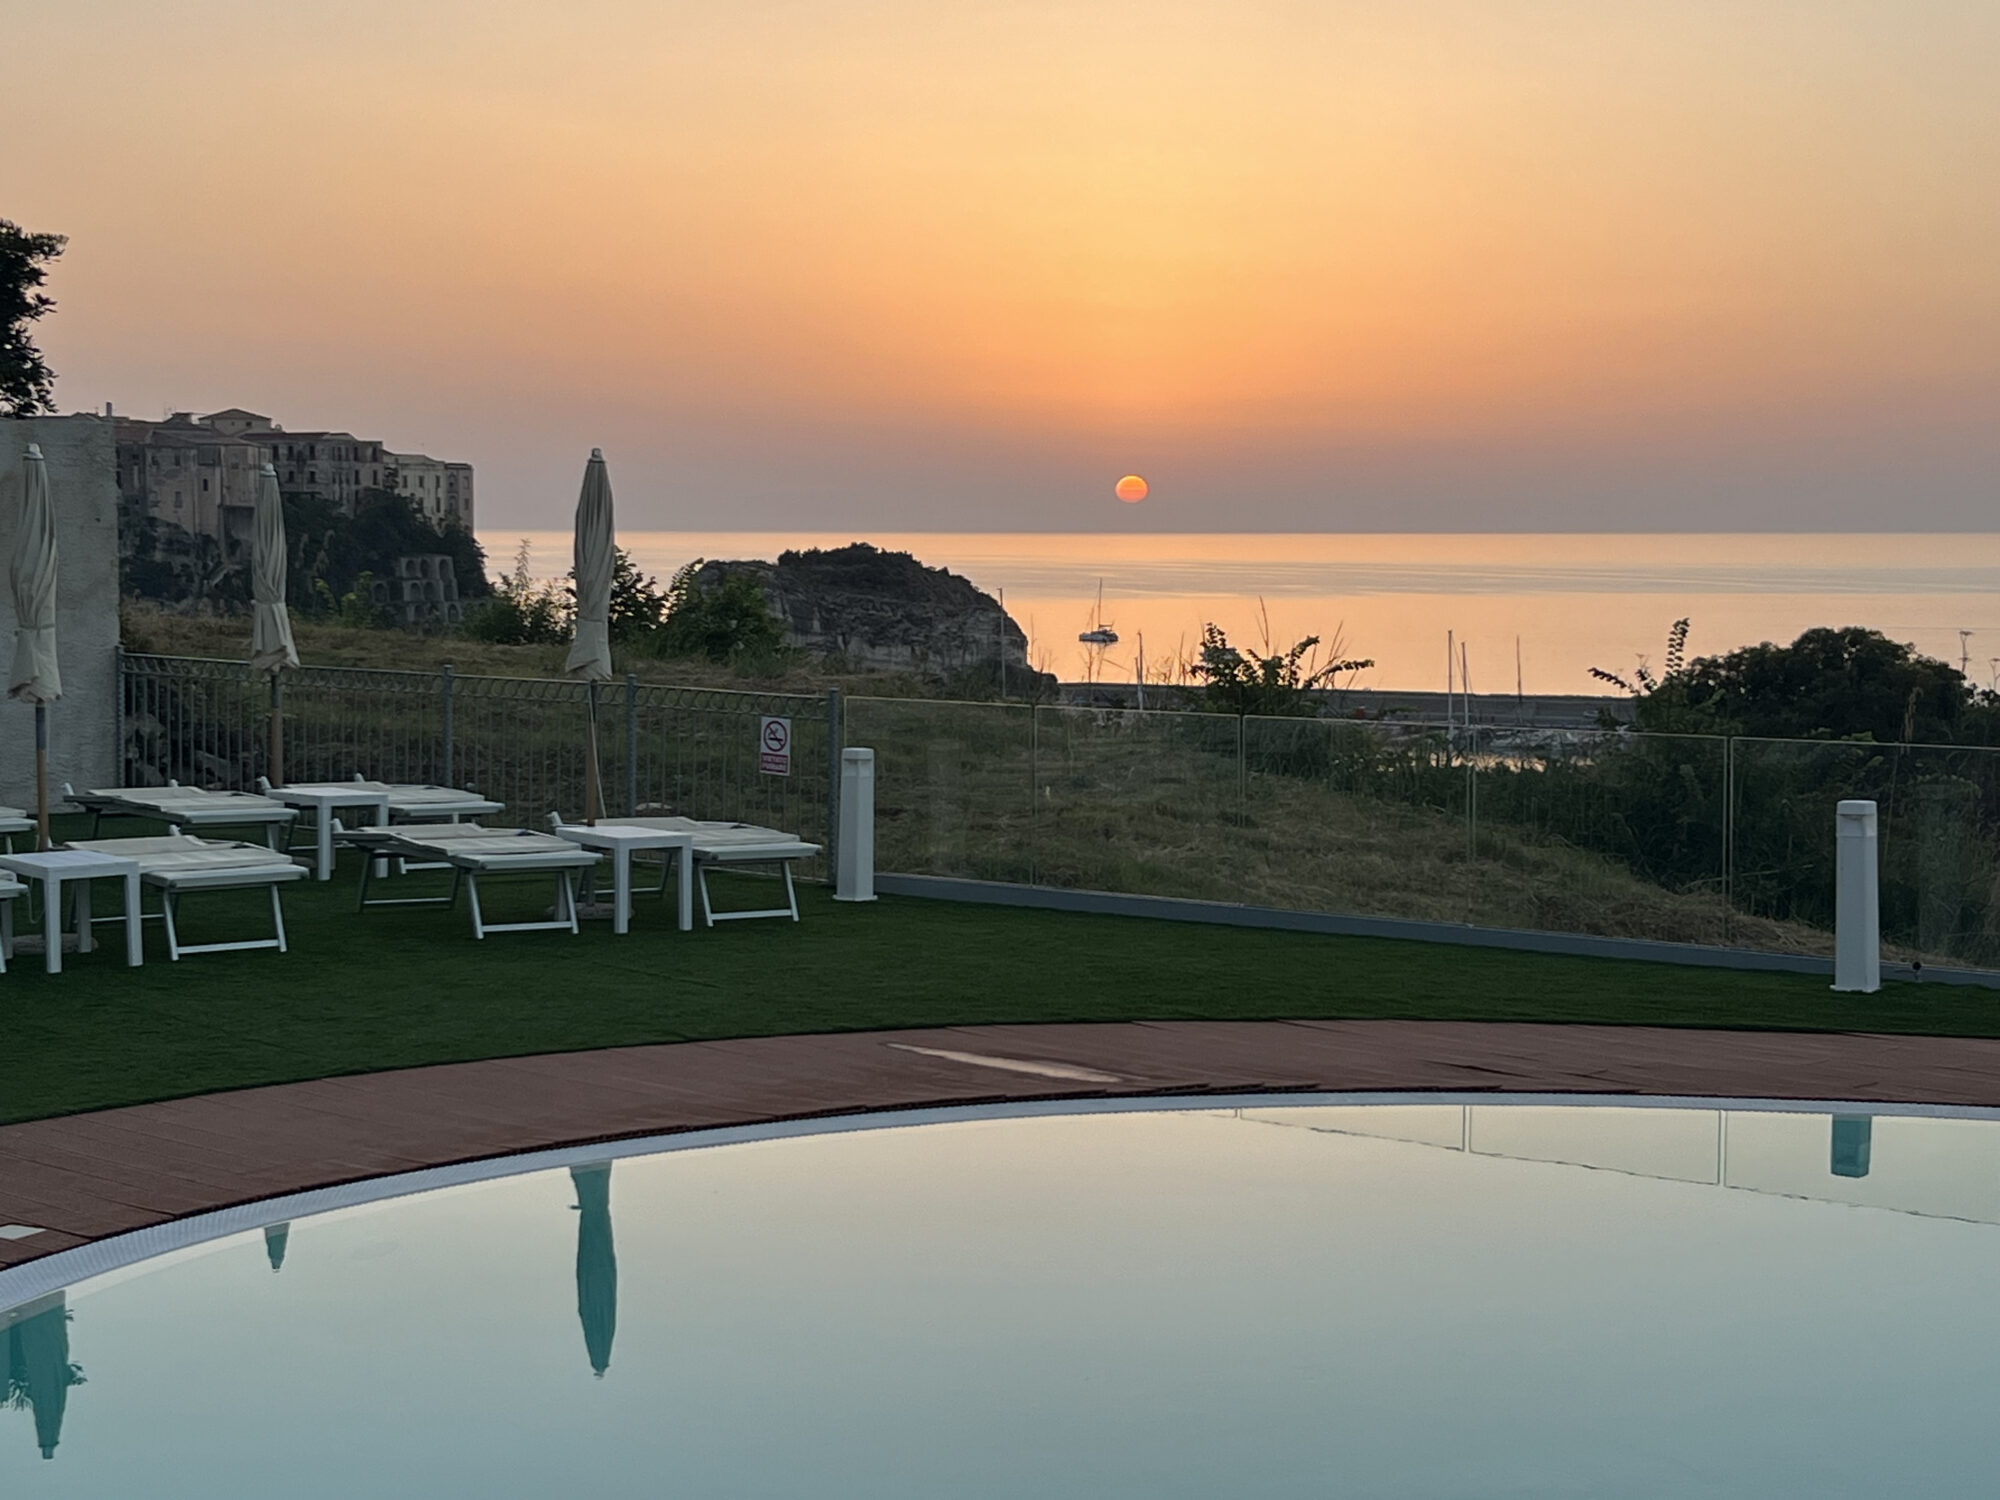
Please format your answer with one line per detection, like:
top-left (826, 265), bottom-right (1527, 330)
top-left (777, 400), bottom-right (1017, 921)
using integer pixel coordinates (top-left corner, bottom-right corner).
top-left (112, 407), bottom-right (474, 560)
top-left (115, 414), bottom-right (267, 555)
top-left (388, 451), bottom-right (475, 528)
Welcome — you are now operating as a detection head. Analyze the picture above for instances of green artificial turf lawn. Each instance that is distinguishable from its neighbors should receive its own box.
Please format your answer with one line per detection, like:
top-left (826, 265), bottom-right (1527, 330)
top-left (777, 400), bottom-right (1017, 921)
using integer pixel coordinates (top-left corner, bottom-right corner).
top-left (0, 836), bottom-right (1981, 1126)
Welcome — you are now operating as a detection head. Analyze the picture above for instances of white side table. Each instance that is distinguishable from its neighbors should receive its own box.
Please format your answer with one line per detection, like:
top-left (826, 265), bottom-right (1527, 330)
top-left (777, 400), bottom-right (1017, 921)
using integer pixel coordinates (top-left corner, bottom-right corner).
top-left (552, 824), bottom-right (695, 934)
top-left (0, 850), bottom-right (144, 974)
top-left (264, 784), bottom-right (391, 880)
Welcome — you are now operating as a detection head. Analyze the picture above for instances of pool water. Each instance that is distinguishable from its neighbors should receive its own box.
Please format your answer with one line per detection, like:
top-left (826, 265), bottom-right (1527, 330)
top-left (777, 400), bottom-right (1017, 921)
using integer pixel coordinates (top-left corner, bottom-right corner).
top-left (7, 1100), bottom-right (2000, 1497)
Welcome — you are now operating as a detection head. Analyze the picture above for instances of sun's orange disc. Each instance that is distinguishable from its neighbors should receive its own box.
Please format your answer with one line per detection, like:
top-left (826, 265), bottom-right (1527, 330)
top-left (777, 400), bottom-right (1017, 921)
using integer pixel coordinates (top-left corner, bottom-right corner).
top-left (1115, 474), bottom-right (1148, 502)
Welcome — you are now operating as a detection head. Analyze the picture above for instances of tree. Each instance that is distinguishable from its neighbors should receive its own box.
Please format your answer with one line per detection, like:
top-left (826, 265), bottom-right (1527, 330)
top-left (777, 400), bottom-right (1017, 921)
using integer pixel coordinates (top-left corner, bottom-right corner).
top-left (1598, 624), bottom-right (1988, 744)
top-left (0, 219), bottom-right (67, 416)
top-left (607, 549), bottom-right (671, 644)
top-left (278, 489), bottom-right (491, 618)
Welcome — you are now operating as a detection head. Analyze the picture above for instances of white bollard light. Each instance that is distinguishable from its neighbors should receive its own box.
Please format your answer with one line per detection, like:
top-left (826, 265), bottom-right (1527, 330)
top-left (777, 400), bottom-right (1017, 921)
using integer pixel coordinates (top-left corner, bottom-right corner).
top-left (835, 747), bottom-right (877, 902)
top-left (1833, 799), bottom-right (1881, 994)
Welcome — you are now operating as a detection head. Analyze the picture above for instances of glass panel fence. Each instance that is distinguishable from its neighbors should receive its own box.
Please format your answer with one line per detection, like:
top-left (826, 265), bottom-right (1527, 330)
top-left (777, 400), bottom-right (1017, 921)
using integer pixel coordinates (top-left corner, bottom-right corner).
top-left (1467, 727), bottom-right (1729, 944)
top-left (1031, 705), bottom-right (1242, 901)
top-left (1731, 737), bottom-right (2000, 968)
top-left (1240, 716), bottom-right (1473, 923)
top-left (119, 656), bottom-right (2000, 972)
top-left (844, 698), bottom-right (1035, 883)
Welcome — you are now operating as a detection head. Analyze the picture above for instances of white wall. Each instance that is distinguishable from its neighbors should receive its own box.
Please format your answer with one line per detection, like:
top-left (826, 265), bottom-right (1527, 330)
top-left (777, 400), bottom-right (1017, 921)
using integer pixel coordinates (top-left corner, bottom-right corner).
top-left (0, 416), bottom-right (119, 808)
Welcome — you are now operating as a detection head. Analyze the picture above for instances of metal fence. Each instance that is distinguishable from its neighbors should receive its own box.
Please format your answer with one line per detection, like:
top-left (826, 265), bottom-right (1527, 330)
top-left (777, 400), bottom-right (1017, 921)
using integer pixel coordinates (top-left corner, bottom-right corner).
top-left (119, 653), bottom-right (835, 874)
top-left (844, 697), bottom-right (2000, 970)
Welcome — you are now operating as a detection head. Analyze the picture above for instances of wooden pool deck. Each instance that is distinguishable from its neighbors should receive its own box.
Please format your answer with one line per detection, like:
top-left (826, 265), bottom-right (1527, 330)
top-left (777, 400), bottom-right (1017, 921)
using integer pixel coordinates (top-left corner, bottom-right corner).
top-left (7, 1020), bottom-right (2000, 1274)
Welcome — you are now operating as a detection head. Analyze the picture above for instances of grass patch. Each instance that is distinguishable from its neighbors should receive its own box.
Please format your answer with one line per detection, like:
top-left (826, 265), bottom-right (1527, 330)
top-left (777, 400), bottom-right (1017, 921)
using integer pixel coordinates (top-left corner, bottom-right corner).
top-left (0, 834), bottom-right (1982, 1128)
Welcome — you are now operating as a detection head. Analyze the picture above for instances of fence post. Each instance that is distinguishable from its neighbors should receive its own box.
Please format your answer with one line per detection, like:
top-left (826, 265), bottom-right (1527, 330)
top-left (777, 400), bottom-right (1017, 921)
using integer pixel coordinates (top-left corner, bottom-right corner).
top-left (440, 662), bottom-right (456, 786)
top-left (1722, 736), bottom-right (1735, 938)
top-left (825, 686), bottom-right (843, 870)
top-left (113, 642), bottom-right (125, 784)
top-left (625, 673), bottom-right (639, 816)
top-left (1029, 703), bottom-right (1040, 885)
top-left (1237, 715), bottom-right (1247, 827)
top-left (1833, 799), bottom-right (1881, 993)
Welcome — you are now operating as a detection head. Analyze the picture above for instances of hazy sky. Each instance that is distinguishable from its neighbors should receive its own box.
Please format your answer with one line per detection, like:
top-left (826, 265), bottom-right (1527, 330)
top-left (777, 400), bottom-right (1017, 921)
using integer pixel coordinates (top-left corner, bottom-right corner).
top-left (8, 1), bottom-right (1998, 532)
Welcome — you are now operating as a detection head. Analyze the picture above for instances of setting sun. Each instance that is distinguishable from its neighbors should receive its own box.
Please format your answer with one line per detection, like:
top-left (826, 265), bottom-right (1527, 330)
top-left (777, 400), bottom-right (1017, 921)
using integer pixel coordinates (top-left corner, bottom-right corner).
top-left (1115, 474), bottom-right (1148, 503)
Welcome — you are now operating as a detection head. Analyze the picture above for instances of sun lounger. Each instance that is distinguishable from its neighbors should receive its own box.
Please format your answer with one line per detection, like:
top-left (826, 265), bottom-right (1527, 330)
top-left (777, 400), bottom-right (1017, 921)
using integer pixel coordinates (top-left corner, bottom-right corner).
top-left (336, 819), bottom-right (505, 902)
top-left (345, 823), bottom-right (600, 938)
top-left (0, 872), bottom-right (21, 972)
top-left (65, 783), bottom-right (297, 846)
top-left (64, 782), bottom-right (196, 835)
top-left (256, 778), bottom-right (505, 878)
top-left (549, 813), bottom-right (821, 925)
top-left (63, 835), bottom-right (306, 960)
top-left (380, 783), bottom-right (504, 821)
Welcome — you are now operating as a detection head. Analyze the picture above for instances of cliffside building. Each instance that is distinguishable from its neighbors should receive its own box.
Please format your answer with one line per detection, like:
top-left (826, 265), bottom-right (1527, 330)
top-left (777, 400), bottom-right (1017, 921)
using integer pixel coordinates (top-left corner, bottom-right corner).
top-left (265, 429), bottom-right (387, 513)
top-left (112, 407), bottom-right (473, 563)
top-left (388, 452), bottom-right (474, 530)
top-left (115, 414), bottom-right (265, 555)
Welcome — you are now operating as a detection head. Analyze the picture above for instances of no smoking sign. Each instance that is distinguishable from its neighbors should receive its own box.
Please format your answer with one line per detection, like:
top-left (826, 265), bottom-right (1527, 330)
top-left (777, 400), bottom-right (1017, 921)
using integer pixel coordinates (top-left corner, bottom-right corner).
top-left (758, 716), bottom-right (792, 777)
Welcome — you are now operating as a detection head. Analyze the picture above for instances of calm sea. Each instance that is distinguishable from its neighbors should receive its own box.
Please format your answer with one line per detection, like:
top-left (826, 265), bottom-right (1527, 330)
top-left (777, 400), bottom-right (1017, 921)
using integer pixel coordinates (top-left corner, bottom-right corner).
top-left (509, 532), bottom-right (2000, 695)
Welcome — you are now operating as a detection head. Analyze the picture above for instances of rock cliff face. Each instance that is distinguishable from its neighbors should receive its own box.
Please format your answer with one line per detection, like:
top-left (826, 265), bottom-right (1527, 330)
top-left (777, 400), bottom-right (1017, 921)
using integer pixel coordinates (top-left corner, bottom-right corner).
top-left (693, 543), bottom-right (1046, 686)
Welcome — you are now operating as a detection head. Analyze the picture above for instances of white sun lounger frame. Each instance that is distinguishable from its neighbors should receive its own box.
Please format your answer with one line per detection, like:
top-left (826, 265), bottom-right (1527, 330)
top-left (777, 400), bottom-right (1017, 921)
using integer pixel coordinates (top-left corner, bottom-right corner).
top-left (345, 823), bottom-right (600, 938)
top-left (256, 777), bottom-right (505, 875)
top-left (549, 813), bottom-right (820, 925)
top-left (64, 836), bottom-right (307, 959)
top-left (0, 806), bottom-right (31, 855)
top-left (0, 874), bottom-right (21, 972)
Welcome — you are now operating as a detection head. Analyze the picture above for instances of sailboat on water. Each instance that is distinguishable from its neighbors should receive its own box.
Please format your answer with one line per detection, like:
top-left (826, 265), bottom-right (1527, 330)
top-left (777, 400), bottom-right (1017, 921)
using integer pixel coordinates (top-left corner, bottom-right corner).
top-left (1078, 580), bottom-right (1119, 646)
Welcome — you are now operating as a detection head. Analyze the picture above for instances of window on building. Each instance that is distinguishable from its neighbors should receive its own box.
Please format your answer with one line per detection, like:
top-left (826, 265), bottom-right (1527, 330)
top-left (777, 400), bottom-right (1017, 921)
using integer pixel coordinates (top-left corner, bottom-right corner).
top-left (173, 492), bottom-right (183, 508)
top-left (202, 478), bottom-right (210, 492)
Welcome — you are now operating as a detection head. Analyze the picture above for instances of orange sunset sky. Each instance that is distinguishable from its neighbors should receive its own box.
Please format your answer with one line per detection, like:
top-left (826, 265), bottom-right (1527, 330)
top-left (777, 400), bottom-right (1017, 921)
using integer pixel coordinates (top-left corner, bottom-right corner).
top-left (7, 0), bottom-right (1998, 531)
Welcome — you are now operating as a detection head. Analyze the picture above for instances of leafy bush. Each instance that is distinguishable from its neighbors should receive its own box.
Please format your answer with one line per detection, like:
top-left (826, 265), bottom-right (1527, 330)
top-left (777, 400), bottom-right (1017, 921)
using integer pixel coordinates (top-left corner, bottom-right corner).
top-left (462, 540), bottom-right (569, 645)
top-left (1187, 622), bottom-right (1371, 717)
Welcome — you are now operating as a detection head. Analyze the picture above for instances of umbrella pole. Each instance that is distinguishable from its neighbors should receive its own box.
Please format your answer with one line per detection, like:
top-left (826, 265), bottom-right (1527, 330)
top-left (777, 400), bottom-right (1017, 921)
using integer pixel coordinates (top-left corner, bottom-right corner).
top-left (269, 674), bottom-right (285, 787)
top-left (585, 681), bottom-right (601, 826)
top-left (34, 703), bottom-right (49, 852)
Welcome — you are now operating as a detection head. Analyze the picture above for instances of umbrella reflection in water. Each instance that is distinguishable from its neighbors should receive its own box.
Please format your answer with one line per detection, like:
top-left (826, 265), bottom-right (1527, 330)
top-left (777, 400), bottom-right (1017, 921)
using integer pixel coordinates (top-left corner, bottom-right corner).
top-left (5, 1292), bottom-right (83, 1460)
top-left (572, 1164), bottom-right (618, 1377)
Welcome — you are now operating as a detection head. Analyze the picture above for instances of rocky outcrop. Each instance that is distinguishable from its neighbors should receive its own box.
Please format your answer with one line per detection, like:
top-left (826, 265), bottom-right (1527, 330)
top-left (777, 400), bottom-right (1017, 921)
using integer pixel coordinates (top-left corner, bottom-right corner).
top-left (692, 543), bottom-right (1050, 688)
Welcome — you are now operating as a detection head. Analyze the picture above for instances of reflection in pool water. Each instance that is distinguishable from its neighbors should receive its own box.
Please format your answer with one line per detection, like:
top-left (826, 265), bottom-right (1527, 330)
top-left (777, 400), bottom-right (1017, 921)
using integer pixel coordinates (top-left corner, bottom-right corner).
top-left (5, 1100), bottom-right (2000, 1497)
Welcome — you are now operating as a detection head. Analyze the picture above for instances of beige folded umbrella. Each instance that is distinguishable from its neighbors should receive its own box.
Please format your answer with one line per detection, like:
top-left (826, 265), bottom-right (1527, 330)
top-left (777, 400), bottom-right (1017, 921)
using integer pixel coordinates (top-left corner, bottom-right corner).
top-left (8, 442), bottom-right (60, 850)
top-left (248, 463), bottom-right (299, 783)
top-left (565, 448), bottom-right (615, 822)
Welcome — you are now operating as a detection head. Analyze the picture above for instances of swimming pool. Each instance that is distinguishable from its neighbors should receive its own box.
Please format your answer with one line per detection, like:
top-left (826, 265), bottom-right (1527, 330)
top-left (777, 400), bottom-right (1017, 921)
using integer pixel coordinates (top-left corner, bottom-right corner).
top-left (6, 1096), bottom-right (2000, 1497)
